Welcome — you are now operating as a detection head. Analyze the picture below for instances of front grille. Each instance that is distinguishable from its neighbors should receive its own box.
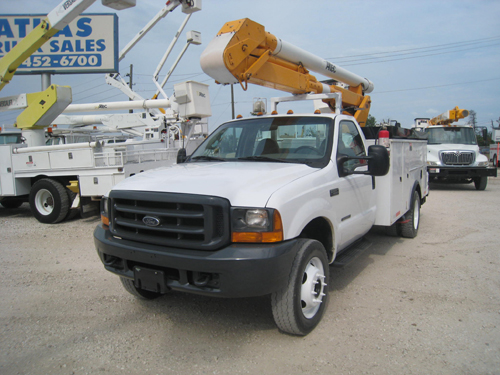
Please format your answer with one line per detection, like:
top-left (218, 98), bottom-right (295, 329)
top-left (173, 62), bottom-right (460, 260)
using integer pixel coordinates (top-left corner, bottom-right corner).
top-left (440, 151), bottom-right (475, 165)
top-left (109, 190), bottom-right (230, 250)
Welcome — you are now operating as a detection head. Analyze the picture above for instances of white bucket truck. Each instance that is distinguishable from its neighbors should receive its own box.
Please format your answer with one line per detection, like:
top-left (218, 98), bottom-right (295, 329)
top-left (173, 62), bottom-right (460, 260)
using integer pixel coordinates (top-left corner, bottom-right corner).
top-left (414, 107), bottom-right (497, 190)
top-left (94, 19), bottom-right (429, 336)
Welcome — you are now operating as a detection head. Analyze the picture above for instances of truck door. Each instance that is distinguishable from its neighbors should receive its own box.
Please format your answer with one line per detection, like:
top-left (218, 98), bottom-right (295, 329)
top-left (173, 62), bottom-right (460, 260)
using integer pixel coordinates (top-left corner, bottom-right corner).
top-left (334, 120), bottom-right (376, 249)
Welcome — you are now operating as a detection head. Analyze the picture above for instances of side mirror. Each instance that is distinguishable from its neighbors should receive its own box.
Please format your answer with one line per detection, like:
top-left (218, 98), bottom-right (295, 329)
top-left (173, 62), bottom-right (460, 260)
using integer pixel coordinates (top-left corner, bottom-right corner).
top-left (337, 145), bottom-right (389, 177)
top-left (367, 145), bottom-right (390, 176)
top-left (177, 148), bottom-right (187, 164)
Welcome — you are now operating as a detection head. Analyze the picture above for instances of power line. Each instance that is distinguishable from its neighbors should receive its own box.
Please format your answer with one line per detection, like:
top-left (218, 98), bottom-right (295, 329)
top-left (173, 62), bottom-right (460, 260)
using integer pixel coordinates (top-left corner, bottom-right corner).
top-left (333, 40), bottom-right (500, 65)
top-left (74, 87), bottom-right (116, 103)
top-left (326, 35), bottom-right (500, 61)
top-left (375, 77), bottom-right (500, 94)
top-left (341, 42), bottom-right (500, 66)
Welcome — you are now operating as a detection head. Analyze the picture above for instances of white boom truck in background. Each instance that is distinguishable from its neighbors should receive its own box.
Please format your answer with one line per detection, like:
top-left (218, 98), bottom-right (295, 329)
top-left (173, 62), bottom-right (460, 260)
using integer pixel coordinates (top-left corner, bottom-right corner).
top-left (414, 107), bottom-right (497, 190)
top-left (489, 127), bottom-right (500, 168)
top-left (0, 0), bottom-right (210, 223)
top-left (95, 19), bottom-right (429, 336)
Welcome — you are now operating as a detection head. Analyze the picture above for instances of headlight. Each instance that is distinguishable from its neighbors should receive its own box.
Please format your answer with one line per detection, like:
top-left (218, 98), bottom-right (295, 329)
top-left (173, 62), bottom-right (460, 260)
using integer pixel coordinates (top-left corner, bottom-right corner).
top-left (477, 161), bottom-right (489, 167)
top-left (427, 161), bottom-right (438, 166)
top-left (231, 208), bottom-right (283, 243)
top-left (101, 197), bottom-right (110, 227)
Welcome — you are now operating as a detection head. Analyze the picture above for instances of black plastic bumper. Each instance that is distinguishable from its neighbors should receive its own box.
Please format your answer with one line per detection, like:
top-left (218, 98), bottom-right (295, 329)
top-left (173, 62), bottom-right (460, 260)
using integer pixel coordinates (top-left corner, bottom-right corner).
top-left (428, 166), bottom-right (497, 179)
top-left (94, 224), bottom-right (298, 298)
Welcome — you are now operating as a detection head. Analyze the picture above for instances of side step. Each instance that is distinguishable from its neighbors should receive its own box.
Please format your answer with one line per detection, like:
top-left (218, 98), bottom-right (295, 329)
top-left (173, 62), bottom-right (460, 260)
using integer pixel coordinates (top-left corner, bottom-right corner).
top-left (332, 237), bottom-right (372, 268)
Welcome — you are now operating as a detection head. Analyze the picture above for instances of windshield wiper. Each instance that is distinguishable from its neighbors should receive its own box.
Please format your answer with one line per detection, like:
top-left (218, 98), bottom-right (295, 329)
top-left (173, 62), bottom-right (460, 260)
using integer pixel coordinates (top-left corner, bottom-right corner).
top-left (190, 155), bottom-right (226, 162)
top-left (237, 156), bottom-right (295, 163)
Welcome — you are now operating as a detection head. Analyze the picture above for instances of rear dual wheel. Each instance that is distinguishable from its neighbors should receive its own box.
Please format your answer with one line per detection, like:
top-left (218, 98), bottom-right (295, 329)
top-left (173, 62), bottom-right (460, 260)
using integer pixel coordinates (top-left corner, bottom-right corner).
top-left (401, 190), bottom-right (420, 238)
top-left (29, 179), bottom-right (69, 224)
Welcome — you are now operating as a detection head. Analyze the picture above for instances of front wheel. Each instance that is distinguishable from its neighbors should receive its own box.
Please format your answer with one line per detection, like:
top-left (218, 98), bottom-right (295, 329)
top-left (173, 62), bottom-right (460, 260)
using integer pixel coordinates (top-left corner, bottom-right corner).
top-left (493, 155), bottom-right (498, 168)
top-left (474, 176), bottom-right (487, 190)
top-left (271, 239), bottom-right (329, 336)
top-left (401, 190), bottom-right (420, 238)
top-left (29, 178), bottom-right (69, 224)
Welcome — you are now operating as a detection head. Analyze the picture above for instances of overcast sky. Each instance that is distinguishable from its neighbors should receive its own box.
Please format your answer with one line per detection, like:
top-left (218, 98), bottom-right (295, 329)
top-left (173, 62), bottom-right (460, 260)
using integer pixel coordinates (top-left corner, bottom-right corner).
top-left (1, 0), bottom-right (500, 133)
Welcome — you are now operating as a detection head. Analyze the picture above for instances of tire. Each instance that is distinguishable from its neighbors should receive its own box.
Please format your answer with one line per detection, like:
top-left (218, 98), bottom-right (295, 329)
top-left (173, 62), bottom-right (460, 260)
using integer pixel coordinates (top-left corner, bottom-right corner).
top-left (120, 277), bottom-right (162, 300)
top-left (29, 178), bottom-right (69, 224)
top-left (493, 155), bottom-right (498, 168)
top-left (386, 222), bottom-right (401, 237)
top-left (401, 190), bottom-right (420, 238)
top-left (65, 189), bottom-right (79, 220)
top-left (474, 176), bottom-right (487, 191)
top-left (0, 198), bottom-right (24, 209)
top-left (271, 239), bottom-right (329, 336)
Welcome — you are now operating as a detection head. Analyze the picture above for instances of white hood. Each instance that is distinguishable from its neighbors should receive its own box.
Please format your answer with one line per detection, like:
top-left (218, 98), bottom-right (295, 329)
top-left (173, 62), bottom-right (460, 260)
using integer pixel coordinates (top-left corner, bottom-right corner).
top-left (114, 162), bottom-right (317, 207)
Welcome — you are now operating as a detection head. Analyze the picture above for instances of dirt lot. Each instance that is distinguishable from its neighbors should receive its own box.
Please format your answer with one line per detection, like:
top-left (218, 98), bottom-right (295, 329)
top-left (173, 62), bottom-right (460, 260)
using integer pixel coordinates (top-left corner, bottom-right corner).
top-left (1, 177), bottom-right (499, 375)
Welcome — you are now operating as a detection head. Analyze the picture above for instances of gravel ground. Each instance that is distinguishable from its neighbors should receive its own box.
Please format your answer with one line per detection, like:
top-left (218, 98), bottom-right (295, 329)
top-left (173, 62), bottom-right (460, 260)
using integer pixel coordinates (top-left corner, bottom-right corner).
top-left (1, 176), bottom-right (499, 375)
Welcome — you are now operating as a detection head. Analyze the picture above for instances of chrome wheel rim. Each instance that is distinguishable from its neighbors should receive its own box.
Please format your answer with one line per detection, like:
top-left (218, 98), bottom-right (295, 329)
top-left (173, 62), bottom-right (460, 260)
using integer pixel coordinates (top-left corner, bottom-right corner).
top-left (301, 256), bottom-right (327, 318)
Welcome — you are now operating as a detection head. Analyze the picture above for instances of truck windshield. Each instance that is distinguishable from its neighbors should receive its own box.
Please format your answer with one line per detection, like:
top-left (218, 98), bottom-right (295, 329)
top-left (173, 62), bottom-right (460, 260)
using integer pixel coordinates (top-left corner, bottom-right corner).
top-left (189, 116), bottom-right (334, 168)
top-left (425, 127), bottom-right (477, 145)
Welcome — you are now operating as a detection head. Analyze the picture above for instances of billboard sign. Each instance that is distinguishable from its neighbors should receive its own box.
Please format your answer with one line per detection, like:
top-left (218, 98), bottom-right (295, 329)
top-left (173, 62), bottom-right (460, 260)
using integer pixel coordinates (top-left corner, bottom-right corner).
top-left (0, 13), bottom-right (118, 74)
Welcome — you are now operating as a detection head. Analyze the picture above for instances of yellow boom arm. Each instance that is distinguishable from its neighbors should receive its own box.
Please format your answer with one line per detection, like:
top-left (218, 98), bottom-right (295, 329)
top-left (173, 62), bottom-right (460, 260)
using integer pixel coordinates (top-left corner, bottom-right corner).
top-left (0, 21), bottom-right (60, 92)
top-left (201, 18), bottom-right (374, 125)
top-left (430, 106), bottom-right (469, 125)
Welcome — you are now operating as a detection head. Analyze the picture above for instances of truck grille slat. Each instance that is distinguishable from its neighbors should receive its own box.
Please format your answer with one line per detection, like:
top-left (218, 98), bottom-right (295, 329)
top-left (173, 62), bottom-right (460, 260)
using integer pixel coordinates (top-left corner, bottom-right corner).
top-left (114, 203), bottom-right (205, 219)
top-left (108, 191), bottom-right (230, 250)
top-left (114, 218), bottom-right (205, 234)
top-left (440, 151), bottom-right (475, 165)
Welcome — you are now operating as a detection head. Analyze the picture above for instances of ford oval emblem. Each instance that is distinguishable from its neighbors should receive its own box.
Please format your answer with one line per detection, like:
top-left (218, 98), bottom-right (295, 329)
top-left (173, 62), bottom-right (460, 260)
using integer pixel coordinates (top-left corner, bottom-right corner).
top-left (143, 216), bottom-right (161, 227)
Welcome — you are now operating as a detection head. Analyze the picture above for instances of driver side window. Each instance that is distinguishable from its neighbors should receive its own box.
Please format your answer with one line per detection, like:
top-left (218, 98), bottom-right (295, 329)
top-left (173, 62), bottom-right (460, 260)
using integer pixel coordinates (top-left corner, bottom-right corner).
top-left (337, 120), bottom-right (366, 173)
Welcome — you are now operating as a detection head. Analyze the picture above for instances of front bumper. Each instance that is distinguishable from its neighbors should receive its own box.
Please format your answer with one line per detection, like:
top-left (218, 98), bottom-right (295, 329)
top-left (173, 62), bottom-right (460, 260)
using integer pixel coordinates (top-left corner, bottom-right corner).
top-left (94, 224), bottom-right (298, 298)
top-left (428, 166), bottom-right (497, 180)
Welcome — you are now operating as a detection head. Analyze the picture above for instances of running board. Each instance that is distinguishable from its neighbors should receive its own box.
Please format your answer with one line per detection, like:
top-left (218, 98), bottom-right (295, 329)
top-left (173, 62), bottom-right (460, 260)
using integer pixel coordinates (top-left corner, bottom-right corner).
top-left (332, 237), bottom-right (372, 268)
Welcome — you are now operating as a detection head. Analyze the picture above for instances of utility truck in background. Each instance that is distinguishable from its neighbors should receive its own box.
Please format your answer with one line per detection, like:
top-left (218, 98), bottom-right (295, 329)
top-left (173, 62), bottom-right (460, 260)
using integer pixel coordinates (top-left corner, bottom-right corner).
top-left (94, 18), bottom-right (429, 336)
top-left (0, 0), bottom-right (209, 223)
top-left (489, 127), bottom-right (500, 168)
top-left (414, 106), bottom-right (497, 190)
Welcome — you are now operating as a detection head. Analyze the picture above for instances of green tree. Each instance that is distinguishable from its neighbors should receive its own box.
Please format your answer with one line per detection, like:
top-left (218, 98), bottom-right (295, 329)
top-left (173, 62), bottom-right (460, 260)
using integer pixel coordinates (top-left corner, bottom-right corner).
top-left (366, 114), bottom-right (376, 127)
top-left (467, 110), bottom-right (477, 129)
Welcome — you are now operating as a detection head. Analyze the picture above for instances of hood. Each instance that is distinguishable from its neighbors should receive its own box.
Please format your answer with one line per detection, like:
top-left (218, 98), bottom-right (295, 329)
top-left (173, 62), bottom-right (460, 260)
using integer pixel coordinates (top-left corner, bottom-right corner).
top-left (113, 162), bottom-right (317, 207)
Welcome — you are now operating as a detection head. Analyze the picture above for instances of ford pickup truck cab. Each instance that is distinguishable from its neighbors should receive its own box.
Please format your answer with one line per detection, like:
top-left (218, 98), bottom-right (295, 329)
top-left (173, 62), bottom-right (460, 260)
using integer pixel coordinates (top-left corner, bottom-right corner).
top-left (95, 112), bottom-right (426, 335)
